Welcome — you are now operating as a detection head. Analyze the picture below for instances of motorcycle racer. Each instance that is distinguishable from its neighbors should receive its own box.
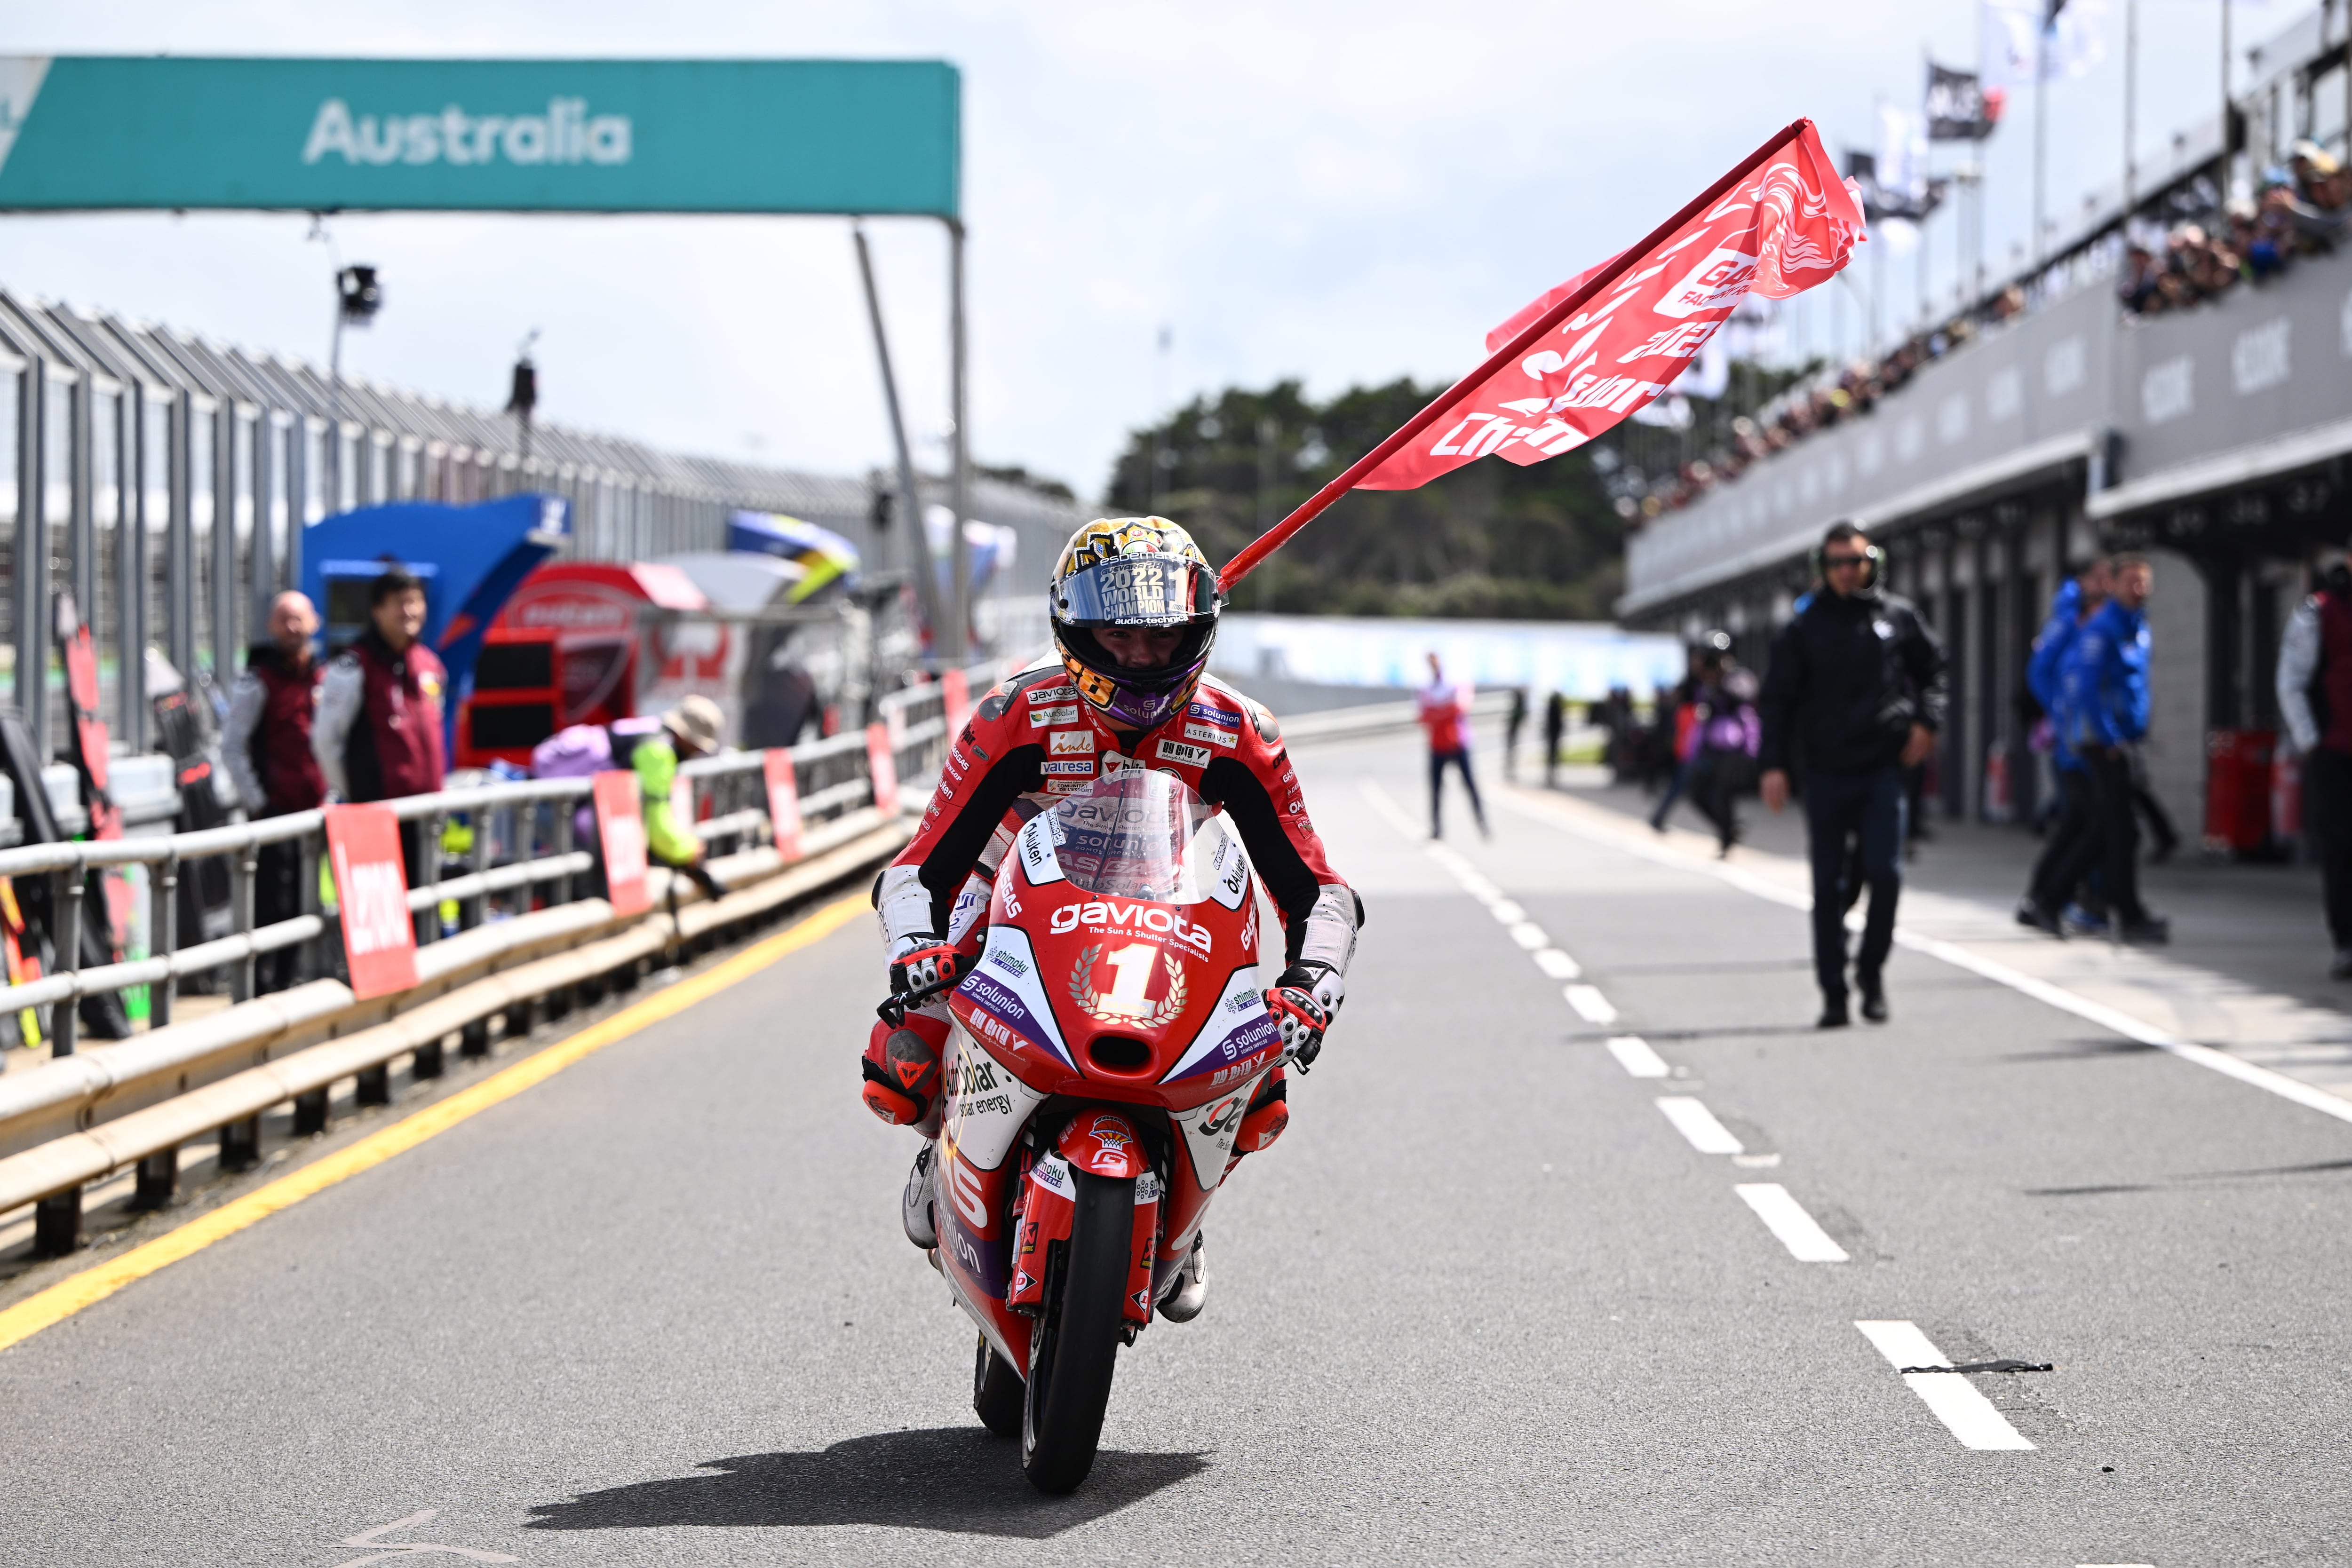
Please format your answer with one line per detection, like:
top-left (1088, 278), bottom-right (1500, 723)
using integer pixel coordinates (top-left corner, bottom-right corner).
top-left (863, 519), bottom-right (1362, 1264)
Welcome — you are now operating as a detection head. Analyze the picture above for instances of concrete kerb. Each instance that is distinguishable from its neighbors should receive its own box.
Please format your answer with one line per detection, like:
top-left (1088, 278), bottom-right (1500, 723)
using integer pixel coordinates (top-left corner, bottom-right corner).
top-left (0, 812), bottom-right (910, 1222)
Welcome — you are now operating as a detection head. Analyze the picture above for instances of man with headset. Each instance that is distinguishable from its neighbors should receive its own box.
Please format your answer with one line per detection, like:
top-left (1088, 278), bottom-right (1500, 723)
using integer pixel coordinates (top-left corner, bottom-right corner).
top-left (1757, 520), bottom-right (1947, 1027)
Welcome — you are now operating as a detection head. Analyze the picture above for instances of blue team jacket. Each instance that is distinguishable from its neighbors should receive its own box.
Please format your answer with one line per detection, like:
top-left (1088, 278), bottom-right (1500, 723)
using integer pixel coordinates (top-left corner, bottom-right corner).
top-left (2058, 597), bottom-right (2150, 753)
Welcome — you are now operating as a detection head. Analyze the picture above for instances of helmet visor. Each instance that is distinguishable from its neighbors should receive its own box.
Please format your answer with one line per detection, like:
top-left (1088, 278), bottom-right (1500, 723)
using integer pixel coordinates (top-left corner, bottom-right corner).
top-left (1053, 555), bottom-right (1221, 627)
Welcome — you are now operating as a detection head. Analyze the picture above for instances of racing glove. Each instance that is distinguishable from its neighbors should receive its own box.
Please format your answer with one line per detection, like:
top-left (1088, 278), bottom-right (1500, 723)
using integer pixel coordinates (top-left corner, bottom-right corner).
top-left (1265, 961), bottom-right (1338, 1071)
top-left (889, 932), bottom-right (960, 998)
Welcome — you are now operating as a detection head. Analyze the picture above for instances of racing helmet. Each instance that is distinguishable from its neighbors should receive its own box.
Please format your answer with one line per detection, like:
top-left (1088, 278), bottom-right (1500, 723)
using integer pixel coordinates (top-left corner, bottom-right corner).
top-left (1049, 516), bottom-right (1224, 730)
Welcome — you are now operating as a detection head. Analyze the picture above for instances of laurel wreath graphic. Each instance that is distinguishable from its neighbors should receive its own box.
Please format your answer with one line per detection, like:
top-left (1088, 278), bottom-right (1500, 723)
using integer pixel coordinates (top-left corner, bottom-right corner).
top-left (1068, 944), bottom-right (1188, 1027)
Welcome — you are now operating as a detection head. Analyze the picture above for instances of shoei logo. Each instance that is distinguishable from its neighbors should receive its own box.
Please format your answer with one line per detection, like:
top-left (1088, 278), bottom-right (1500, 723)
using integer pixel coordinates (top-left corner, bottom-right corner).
top-left (303, 97), bottom-right (631, 167)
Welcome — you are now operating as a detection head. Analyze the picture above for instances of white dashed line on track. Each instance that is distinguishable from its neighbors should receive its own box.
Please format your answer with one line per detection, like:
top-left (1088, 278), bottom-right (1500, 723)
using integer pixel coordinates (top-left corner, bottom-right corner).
top-left (1655, 1095), bottom-right (1743, 1154)
top-left (1564, 984), bottom-right (1619, 1023)
top-left (1605, 1035), bottom-right (1670, 1077)
top-left (1363, 778), bottom-right (1624, 1027)
top-left (1735, 1182), bottom-right (1848, 1261)
top-left (1854, 1320), bottom-right (2035, 1450)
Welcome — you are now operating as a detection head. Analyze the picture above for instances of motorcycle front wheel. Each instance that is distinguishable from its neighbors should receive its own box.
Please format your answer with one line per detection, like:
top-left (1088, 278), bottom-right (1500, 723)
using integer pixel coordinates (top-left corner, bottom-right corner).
top-left (974, 1333), bottom-right (1024, 1438)
top-left (1021, 1167), bottom-right (1133, 1493)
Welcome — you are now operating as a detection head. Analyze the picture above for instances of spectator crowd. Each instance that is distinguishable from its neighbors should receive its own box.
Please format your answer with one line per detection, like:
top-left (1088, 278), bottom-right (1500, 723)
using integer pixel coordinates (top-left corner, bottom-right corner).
top-left (1622, 141), bottom-right (2352, 523)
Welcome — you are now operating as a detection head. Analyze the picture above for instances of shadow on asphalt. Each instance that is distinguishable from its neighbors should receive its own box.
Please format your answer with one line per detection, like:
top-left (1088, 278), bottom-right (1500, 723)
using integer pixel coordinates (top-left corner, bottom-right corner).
top-left (523, 1427), bottom-right (1209, 1538)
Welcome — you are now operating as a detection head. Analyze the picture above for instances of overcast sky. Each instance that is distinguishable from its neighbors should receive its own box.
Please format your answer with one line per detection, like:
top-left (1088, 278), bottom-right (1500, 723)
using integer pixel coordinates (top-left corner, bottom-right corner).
top-left (0, 0), bottom-right (2290, 505)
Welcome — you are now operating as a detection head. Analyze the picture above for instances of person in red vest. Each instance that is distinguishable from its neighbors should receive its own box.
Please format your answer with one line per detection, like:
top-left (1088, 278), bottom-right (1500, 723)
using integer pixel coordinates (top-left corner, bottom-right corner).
top-left (1417, 651), bottom-right (1488, 839)
top-left (313, 565), bottom-right (448, 885)
top-left (222, 590), bottom-right (327, 994)
top-left (2278, 556), bottom-right (2352, 977)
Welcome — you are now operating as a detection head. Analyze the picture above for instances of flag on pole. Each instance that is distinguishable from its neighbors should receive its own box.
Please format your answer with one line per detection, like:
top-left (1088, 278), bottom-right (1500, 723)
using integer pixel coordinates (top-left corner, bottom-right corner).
top-left (1925, 62), bottom-right (2004, 142)
top-left (1350, 121), bottom-right (1861, 492)
top-left (1216, 119), bottom-right (1865, 592)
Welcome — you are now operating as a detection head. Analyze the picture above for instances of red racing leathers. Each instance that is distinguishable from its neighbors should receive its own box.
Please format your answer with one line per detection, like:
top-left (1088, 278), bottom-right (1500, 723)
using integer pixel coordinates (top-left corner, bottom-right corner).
top-left (864, 660), bottom-right (1361, 1133)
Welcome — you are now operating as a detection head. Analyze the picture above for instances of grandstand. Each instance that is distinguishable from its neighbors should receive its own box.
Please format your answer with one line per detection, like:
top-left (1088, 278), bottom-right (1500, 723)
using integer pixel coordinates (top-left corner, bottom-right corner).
top-left (1619, 5), bottom-right (2352, 839)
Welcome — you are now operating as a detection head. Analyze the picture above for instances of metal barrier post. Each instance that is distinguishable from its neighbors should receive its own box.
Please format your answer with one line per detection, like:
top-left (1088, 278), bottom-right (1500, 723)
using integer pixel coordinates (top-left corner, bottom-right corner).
top-left (52, 866), bottom-right (79, 1057)
top-left (230, 842), bottom-right (255, 1004)
top-left (132, 1145), bottom-right (177, 1209)
top-left (32, 1185), bottom-right (79, 1255)
top-left (152, 850), bottom-right (177, 1029)
top-left (219, 1112), bottom-right (261, 1170)
top-left (296, 828), bottom-right (321, 985)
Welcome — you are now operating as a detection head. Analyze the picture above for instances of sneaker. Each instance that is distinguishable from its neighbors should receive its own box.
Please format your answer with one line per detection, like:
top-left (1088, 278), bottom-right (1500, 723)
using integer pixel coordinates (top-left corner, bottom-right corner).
top-left (1158, 1236), bottom-right (1208, 1323)
top-left (1818, 995), bottom-right (1851, 1029)
top-left (2018, 901), bottom-right (2068, 938)
top-left (2118, 914), bottom-right (2171, 946)
top-left (1858, 975), bottom-right (1888, 1023)
top-left (901, 1143), bottom-right (938, 1250)
top-left (2061, 902), bottom-right (2111, 937)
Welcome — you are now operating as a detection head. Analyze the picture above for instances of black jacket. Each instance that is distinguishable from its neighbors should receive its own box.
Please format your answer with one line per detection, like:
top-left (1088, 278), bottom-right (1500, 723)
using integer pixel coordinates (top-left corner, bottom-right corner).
top-left (1756, 586), bottom-right (1947, 777)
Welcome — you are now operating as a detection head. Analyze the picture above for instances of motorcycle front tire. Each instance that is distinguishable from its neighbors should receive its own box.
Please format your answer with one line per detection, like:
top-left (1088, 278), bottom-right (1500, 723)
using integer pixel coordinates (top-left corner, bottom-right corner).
top-left (1021, 1167), bottom-right (1133, 1494)
top-left (974, 1333), bottom-right (1024, 1438)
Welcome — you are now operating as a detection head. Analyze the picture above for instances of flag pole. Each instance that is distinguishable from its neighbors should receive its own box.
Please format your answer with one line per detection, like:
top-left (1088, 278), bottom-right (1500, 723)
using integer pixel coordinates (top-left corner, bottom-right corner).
top-left (1216, 118), bottom-right (1816, 596)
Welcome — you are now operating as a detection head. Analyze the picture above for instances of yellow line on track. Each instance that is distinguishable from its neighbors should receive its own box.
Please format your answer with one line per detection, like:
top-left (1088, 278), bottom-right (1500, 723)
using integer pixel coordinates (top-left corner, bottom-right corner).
top-left (0, 889), bottom-right (871, 1356)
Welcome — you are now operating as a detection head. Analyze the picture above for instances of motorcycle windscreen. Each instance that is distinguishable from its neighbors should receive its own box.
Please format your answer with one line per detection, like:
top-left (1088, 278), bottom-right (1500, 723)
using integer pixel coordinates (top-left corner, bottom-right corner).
top-left (1044, 768), bottom-right (1232, 903)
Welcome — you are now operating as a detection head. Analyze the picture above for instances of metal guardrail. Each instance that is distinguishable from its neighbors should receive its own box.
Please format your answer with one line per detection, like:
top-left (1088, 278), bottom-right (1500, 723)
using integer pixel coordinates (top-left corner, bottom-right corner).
top-left (0, 662), bottom-right (991, 1258)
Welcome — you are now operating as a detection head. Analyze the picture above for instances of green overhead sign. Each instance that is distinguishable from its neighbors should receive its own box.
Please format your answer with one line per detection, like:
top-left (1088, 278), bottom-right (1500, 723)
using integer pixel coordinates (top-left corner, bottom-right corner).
top-left (0, 56), bottom-right (959, 216)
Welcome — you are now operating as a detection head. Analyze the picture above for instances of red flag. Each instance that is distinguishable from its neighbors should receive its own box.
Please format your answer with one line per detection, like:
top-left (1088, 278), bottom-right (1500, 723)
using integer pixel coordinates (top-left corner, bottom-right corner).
top-left (1359, 124), bottom-right (1859, 489)
top-left (1219, 119), bottom-right (1863, 589)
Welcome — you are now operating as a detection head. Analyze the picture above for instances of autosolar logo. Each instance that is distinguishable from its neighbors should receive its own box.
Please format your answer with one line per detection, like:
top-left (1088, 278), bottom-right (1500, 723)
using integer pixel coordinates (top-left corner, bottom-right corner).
top-left (302, 96), bottom-right (632, 167)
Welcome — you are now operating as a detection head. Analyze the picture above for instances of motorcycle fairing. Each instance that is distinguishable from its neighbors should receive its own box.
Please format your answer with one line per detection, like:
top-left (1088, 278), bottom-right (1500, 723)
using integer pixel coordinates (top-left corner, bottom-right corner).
top-left (1165, 1066), bottom-right (1265, 1211)
top-left (1158, 962), bottom-right (1282, 1085)
top-left (1057, 1109), bottom-right (1147, 1178)
top-left (1012, 812), bottom-right (1064, 887)
top-left (942, 1025), bottom-right (1046, 1173)
top-left (954, 926), bottom-right (1074, 1069)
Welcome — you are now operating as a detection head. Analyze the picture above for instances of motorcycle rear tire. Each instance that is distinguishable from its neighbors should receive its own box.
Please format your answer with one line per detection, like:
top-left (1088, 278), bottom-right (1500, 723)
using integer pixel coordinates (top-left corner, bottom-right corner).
top-left (973, 1333), bottom-right (1025, 1439)
top-left (1021, 1167), bottom-right (1133, 1494)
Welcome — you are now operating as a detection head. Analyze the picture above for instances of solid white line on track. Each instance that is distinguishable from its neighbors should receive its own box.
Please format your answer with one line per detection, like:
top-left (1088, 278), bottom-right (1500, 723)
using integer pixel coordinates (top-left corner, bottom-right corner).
top-left (1501, 784), bottom-right (2352, 1132)
top-left (1854, 1320), bottom-right (2035, 1450)
top-left (1734, 1182), bottom-right (1848, 1261)
top-left (1655, 1095), bottom-right (1743, 1154)
top-left (1605, 1035), bottom-right (1669, 1077)
top-left (1565, 984), bottom-right (1619, 1023)
top-left (1534, 948), bottom-right (1583, 980)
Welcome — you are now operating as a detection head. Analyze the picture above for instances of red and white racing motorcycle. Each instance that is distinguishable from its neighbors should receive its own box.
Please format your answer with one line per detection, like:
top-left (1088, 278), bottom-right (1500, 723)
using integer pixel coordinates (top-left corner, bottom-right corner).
top-left (881, 768), bottom-right (1290, 1493)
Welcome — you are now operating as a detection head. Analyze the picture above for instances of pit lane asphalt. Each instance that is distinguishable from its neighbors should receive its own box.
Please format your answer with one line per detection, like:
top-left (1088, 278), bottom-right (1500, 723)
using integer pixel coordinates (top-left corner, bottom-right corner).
top-left (3, 728), bottom-right (2350, 1567)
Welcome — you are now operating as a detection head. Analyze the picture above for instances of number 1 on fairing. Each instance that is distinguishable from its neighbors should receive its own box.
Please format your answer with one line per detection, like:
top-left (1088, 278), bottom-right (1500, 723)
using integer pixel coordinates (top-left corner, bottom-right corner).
top-left (1100, 942), bottom-right (1156, 1016)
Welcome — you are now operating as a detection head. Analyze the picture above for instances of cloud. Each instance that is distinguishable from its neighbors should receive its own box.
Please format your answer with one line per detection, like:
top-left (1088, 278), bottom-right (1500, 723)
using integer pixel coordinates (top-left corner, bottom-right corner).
top-left (0, 0), bottom-right (2229, 504)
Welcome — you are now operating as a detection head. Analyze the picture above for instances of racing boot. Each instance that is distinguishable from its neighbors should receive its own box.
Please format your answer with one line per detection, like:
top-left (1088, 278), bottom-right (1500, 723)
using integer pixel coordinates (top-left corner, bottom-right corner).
top-left (1158, 1235), bottom-right (1208, 1323)
top-left (901, 1142), bottom-right (939, 1250)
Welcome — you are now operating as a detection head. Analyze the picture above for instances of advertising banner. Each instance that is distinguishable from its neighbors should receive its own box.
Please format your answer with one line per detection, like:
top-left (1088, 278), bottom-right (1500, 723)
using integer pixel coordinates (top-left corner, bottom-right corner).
top-left (593, 769), bottom-right (651, 918)
top-left (325, 803), bottom-right (417, 999)
top-left (0, 57), bottom-right (958, 216)
top-left (763, 749), bottom-right (804, 862)
top-left (866, 724), bottom-right (901, 818)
